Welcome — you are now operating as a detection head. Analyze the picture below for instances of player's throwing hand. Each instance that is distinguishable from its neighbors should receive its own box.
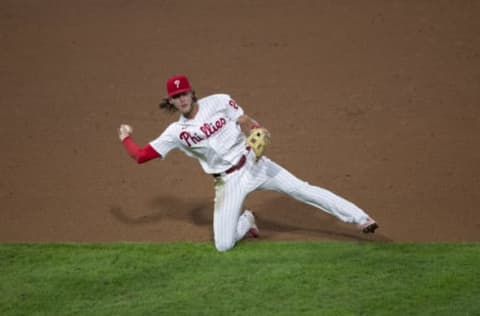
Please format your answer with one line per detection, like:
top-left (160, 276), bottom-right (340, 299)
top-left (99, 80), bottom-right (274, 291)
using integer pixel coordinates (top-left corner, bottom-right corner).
top-left (118, 124), bottom-right (133, 141)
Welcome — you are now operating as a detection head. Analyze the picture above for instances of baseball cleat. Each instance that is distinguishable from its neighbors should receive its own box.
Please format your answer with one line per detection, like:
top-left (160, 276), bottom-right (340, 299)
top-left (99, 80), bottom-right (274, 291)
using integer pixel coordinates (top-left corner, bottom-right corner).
top-left (359, 218), bottom-right (378, 234)
top-left (245, 210), bottom-right (260, 238)
top-left (249, 226), bottom-right (260, 238)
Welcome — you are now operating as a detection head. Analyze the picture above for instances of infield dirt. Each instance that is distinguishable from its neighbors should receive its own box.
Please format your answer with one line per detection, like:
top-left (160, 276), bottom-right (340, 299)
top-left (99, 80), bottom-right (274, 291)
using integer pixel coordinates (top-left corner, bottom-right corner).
top-left (1, 1), bottom-right (479, 243)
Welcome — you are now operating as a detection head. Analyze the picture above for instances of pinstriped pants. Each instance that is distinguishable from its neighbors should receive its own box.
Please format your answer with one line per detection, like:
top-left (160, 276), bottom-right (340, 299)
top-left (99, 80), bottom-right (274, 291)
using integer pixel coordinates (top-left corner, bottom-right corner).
top-left (213, 150), bottom-right (371, 252)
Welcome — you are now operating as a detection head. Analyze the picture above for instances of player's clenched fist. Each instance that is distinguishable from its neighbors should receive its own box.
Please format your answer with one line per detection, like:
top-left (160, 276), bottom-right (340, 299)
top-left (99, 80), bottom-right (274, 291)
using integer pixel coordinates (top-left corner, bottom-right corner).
top-left (118, 124), bottom-right (133, 141)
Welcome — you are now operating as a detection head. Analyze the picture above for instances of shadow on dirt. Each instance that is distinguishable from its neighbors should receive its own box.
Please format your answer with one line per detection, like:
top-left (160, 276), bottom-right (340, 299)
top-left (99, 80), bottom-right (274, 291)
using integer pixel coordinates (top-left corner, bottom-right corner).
top-left (109, 196), bottom-right (211, 226)
top-left (109, 195), bottom-right (391, 242)
top-left (254, 195), bottom-right (391, 242)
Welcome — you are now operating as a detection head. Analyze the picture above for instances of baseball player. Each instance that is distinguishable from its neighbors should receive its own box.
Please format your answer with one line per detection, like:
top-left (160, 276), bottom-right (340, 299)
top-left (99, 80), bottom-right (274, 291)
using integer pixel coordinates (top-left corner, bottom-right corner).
top-left (118, 74), bottom-right (378, 252)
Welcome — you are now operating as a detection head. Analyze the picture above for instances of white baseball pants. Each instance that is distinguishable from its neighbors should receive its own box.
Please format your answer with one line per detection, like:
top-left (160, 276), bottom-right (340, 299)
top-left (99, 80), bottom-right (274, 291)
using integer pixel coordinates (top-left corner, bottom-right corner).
top-left (213, 150), bottom-right (371, 252)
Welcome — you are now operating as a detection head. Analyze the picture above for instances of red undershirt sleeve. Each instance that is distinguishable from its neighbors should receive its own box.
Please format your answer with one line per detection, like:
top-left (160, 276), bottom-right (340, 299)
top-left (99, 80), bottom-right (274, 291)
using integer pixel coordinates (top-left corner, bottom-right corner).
top-left (122, 136), bottom-right (161, 164)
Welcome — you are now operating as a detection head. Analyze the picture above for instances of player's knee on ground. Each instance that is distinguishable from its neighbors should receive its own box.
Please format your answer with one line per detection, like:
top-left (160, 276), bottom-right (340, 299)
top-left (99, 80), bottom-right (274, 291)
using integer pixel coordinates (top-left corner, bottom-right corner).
top-left (215, 238), bottom-right (236, 252)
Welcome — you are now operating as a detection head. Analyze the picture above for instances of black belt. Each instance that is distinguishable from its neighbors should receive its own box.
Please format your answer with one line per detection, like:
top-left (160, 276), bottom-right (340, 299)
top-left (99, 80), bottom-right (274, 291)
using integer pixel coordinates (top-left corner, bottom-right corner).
top-left (213, 155), bottom-right (247, 178)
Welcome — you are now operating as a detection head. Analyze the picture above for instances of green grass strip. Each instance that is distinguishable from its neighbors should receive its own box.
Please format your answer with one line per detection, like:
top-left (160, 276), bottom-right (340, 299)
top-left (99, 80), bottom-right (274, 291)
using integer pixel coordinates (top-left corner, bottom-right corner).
top-left (1, 242), bottom-right (479, 316)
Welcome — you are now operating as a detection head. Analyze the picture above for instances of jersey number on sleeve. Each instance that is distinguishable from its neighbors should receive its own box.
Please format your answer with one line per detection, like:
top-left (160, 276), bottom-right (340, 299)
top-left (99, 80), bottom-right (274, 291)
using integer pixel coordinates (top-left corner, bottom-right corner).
top-left (229, 99), bottom-right (239, 110)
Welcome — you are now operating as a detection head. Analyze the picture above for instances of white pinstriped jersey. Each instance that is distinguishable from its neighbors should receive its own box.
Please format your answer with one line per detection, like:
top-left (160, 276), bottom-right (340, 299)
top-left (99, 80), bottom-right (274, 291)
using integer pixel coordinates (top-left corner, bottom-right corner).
top-left (149, 94), bottom-right (247, 174)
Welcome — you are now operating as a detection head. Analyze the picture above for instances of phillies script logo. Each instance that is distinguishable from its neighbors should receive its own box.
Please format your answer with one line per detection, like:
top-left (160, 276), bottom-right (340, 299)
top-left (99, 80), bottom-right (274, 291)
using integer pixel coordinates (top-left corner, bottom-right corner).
top-left (179, 117), bottom-right (227, 147)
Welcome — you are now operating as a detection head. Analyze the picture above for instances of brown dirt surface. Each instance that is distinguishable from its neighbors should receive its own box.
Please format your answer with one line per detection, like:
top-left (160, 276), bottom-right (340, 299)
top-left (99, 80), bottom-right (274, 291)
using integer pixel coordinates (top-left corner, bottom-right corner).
top-left (1, 1), bottom-right (479, 243)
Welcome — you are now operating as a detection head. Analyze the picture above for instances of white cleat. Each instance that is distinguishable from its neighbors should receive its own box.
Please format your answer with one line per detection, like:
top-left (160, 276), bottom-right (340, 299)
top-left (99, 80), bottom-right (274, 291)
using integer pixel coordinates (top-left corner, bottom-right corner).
top-left (244, 210), bottom-right (260, 238)
top-left (358, 217), bottom-right (379, 234)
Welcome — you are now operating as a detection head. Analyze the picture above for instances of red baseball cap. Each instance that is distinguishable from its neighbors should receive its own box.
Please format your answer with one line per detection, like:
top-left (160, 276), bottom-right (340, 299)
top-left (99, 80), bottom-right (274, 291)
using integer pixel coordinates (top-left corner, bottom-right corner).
top-left (166, 74), bottom-right (192, 97)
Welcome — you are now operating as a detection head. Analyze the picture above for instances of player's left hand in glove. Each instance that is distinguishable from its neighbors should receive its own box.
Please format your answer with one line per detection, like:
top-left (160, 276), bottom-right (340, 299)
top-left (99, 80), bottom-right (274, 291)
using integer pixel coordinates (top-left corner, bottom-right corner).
top-left (118, 124), bottom-right (133, 141)
top-left (247, 128), bottom-right (271, 161)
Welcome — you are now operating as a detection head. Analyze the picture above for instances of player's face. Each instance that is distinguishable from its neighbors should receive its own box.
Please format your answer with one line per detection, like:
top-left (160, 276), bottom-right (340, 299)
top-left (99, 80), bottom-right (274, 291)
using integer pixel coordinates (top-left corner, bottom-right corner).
top-left (170, 91), bottom-right (194, 116)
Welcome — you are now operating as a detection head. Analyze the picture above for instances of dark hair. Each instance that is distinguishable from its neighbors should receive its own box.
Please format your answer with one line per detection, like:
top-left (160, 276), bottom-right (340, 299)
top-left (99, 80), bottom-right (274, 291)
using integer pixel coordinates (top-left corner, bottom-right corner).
top-left (159, 90), bottom-right (197, 113)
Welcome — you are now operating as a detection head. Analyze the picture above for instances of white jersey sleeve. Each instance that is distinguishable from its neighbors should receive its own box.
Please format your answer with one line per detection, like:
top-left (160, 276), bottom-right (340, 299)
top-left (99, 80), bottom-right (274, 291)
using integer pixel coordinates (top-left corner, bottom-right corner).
top-left (215, 94), bottom-right (244, 121)
top-left (149, 123), bottom-right (180, 159)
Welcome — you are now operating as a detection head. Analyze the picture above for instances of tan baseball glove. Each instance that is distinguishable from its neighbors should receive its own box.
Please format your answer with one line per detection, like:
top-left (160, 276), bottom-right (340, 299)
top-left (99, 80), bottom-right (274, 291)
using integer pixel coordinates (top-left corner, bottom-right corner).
top-left (247, 128), bottom-right (271, 160)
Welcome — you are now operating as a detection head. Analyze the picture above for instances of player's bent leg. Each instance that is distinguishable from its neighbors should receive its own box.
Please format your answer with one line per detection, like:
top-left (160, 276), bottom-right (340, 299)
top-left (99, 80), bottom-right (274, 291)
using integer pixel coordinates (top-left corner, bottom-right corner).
top-left (213, 176), bottom-right (249, 252)
top-left (258, 159), bottom-right (371, 225)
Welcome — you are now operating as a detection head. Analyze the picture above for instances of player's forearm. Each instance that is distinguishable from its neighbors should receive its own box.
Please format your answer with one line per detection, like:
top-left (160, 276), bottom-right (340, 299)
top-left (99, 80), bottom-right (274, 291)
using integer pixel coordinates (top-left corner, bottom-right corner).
top-left (237, 115), bottom-right (262, 135)
top-left (122, 137), bottom-right (160, 163)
